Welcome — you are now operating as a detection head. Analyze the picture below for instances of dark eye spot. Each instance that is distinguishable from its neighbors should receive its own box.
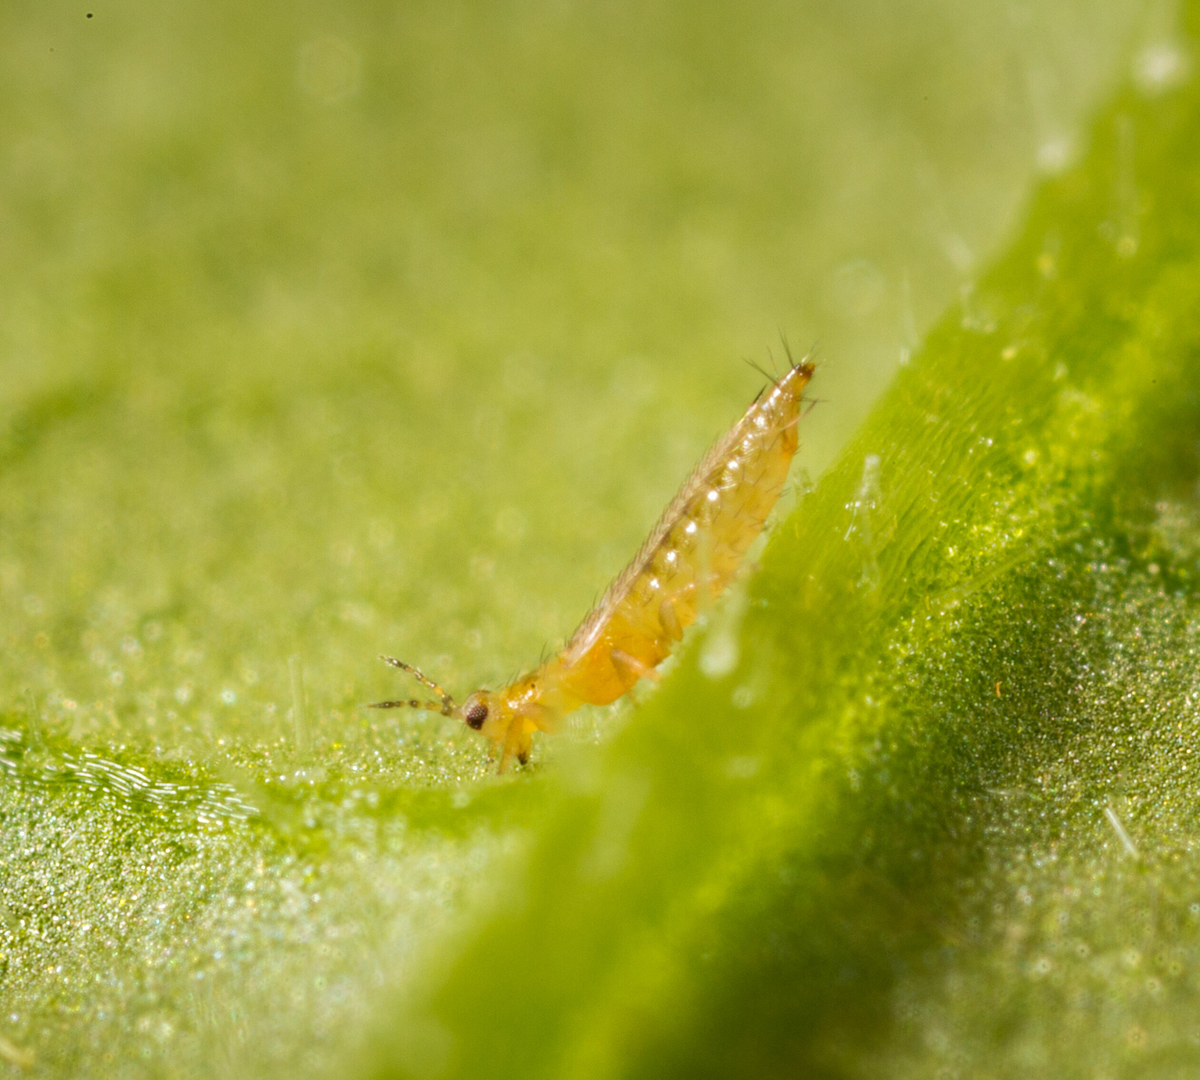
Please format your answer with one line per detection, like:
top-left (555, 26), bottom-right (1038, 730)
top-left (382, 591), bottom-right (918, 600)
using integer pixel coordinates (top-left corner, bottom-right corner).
top-left (464, 702), bottom-right (488, 730)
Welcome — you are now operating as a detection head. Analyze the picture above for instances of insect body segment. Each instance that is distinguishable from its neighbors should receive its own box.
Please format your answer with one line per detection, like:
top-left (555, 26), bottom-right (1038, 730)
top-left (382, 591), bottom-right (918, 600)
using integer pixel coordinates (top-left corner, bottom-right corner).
top-left (372, 356), bottom-right (815, 770)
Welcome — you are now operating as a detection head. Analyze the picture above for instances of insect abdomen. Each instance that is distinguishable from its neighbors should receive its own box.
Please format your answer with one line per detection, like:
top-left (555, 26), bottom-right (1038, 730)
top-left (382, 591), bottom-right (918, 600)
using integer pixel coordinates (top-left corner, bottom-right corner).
top-left (555, 361), bottom-right (812, 706)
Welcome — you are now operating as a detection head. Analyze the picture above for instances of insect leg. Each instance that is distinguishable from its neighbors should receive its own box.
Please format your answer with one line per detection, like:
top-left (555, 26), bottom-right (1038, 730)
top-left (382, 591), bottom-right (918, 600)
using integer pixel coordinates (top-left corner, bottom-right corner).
top-left (515, 724), bottom-right (534, 766)
top-left (611, 647), bottom-right (662, 685)
top-left (658, 596), bottom-right (684, 641)
top-left (495, 729), bottom-right (518, 774)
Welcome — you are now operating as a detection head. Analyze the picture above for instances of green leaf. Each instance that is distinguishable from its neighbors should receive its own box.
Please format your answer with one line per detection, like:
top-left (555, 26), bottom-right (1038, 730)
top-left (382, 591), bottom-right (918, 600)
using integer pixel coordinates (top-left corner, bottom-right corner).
top-left (0, 2), bottom-right (1188, 1078)
top-left (375, 19), bottom-right (1200, 1080)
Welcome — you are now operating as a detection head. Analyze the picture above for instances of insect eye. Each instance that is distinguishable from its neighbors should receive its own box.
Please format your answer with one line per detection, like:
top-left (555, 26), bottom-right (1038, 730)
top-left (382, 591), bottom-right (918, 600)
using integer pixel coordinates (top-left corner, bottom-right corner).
top-left (464, 702), bottom-right (488, 730)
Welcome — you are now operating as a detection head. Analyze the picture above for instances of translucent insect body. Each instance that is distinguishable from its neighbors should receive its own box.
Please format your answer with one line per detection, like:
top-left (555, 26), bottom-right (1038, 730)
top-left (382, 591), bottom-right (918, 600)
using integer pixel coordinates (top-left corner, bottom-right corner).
top-left (372, 356), bottom-right (815, 770)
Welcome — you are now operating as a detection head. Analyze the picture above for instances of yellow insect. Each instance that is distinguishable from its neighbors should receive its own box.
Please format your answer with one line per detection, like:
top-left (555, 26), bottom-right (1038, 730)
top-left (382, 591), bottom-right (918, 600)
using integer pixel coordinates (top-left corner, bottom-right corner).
top-left (371, 354), bottom-right (815, 769)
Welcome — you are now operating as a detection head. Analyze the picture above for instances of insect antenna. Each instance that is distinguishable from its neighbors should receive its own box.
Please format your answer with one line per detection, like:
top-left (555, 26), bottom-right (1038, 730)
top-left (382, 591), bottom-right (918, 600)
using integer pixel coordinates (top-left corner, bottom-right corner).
top-left (370, 696), bottom-right (452, 713)
top-left (369, 656), bottom-right (459, 717)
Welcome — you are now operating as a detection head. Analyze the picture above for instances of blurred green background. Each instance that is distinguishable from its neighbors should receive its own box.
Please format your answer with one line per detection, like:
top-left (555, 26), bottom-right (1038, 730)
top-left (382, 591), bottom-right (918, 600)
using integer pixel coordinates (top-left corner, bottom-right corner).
top-left (0, 0), bottom-right (1178, 1075)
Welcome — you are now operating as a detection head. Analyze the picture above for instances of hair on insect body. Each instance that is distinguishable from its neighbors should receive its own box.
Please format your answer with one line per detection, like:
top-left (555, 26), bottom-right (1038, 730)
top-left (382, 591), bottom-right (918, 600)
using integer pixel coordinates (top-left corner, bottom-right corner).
top-left (372, 351), bottom-right (817, 771)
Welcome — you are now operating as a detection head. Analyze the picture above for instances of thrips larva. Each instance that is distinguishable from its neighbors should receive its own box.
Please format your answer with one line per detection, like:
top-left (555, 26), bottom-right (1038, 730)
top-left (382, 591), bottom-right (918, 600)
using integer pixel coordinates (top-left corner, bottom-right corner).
top-left (371, 354), bottom-right (816, 770)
